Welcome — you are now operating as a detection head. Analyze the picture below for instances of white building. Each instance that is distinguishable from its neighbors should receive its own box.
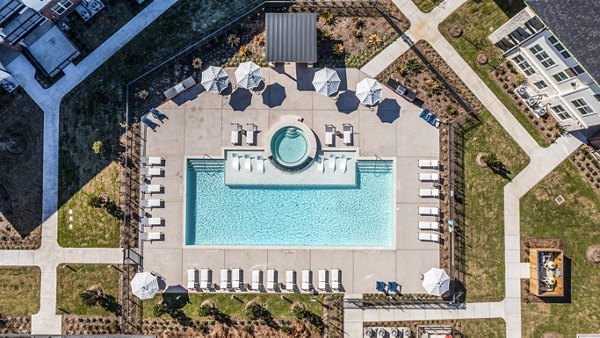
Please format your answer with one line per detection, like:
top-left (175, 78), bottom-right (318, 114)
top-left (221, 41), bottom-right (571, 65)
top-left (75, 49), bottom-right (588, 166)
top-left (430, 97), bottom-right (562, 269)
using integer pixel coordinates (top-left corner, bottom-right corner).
top-left (489, 1), bottom-right (600, 132)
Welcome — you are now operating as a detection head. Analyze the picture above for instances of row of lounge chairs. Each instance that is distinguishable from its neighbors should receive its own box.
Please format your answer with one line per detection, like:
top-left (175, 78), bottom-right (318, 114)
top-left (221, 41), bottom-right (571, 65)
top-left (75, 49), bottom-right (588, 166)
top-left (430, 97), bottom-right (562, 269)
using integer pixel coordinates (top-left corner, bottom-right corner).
top-left (231, 153), bottom-right (264, 173)
top-left (418, 158), bottom-right (440, 242)
top-left (325, 124), bottom-right (353, 146)
top-left (419, 109), bottom-right (440, 128)
top-left (187, 268), bottom-right (342, 292)
top-left (315, 154), bottom-right (349, 173)
top-left (231, 123), bottom-right (257, 146)
top-left (140, 156), bottom-right (165, 241)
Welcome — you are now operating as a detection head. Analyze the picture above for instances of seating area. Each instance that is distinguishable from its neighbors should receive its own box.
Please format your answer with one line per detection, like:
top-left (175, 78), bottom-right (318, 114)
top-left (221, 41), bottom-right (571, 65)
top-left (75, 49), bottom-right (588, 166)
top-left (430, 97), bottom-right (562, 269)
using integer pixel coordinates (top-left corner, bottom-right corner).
top-left (419, 108), bottom-right (440, 128)
top-left (231, 122), bottom-right (259, 146)
top-left (376, 280), bottom-right (400, 293)
top-left (417, 158), bottom-right (440, 242)
top-left (315, 153), bottom-right (350, 174)
top-left (140, 156), bottom-right (166, 240)
top-left (324, 123), bottom-right (354, 147)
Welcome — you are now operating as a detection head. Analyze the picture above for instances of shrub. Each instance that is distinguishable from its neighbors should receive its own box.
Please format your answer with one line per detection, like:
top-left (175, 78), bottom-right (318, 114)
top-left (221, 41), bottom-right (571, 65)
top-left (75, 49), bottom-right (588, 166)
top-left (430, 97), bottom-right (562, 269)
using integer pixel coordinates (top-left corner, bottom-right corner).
top-left (227, 34), bottom-right (240, 47)
top-left (192, 58), bottom-right (203, 69)
top-left (136, 89), bottom-right (149, 100)
top-left (92, 140), bottom-right (104, 154)
top-left (80, 290), bottom-right (100, 307)
top-left (253, 33), bottom-right (265, 46)
top-left (367, 34), bottom-right (382, 46)
top-left (352, 17), bottom-right (364, 28)
top-left (332, 43), bottom-right (345, 56)
top-left (239, 45), bottom-right (250, 57)
top-left (319, 12), bottom-right (335, 25)
top-left (406, 58), bottom-right (422, 74)
top-left (351, 28), bottom-right (363, 39)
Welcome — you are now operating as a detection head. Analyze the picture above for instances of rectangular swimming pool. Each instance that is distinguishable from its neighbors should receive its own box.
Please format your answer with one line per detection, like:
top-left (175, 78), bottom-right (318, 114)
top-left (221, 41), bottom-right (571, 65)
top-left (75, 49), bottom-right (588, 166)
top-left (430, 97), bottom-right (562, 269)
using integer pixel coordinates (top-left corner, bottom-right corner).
top-left (185, 159), bottom-right (394, 247)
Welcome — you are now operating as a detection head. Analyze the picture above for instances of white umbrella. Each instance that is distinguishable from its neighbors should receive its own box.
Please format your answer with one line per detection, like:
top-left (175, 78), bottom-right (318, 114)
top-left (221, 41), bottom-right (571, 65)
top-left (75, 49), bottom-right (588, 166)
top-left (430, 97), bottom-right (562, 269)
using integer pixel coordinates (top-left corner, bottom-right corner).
top-left (130, 272), bottom-right (159, 300)
top-left (422, 268), bottom-right (450, 296)
top-left (235, 61), bottom-right (263, 89)
top-left (312, 67), bottom-right (341, 96)
top-left (356, 78), bottom-right (382, 106)
top-left (201, 66), bottom-right (229, 93)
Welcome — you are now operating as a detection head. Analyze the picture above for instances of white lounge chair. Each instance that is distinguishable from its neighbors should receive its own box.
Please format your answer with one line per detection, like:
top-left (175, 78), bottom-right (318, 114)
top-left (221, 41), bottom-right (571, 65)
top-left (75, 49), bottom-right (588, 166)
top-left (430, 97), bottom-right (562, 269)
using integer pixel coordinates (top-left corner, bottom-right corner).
top-left (343, 124), bottom-right (353, 145)
top-left (331, 268), bottom-right (340, 291)
top-left (141, 184), bottom-right (163, 194)
top-left (187, 268), bottom-right (198, 290)
top-left (418, 159), bottom-right (440, 169)
top-left (419, 172), bottom-right (440, 182)
top-left (315, 155), bottom-right (324, 173)
top-left (339, 155), bottom-right (348, 173)
top-left (252, 269), bottom-right (261, 290)
top-left (256, 155), bottom-right (265, 174)
top-left (418, 221), bottom-right (440, 230)
top-left (140, 217), bottom-right (163, 227)
top-left (231, 153), bottom-right (240, 172)
top-left (419, 188), bottom-right (440, 198)
top-left (232, 268), bottom-right (242, 289)
top-left (141, 156), bottom-right (163, 166)
top-left (267, 269), bottom-right (276, 291)
top-left (418, 232), bottom-right (440, 242)
top-left (318, 269), bottom-right (327, 290)
top-left (327, 154), bottom-right (336, 172)
top-left (301, 270), bottom-right (311, 291)
top-left (418, 206), bottom-right (439, 215)
top-left (200, 268), bottom-right (211, 289)
top-left (325, 125), bottom-right (335, 146)
top-left (231, 123), bottom-right (241, 145)
top-left (220, 269), bottom-right (230, 290)
top-left (246, 123), bottom-right (257, 145)
top-left (244, 154), bottom-right (252, 173)
top-left (140, 167), bottom-right (163, 177)
top-left (286, 270), bottom-right (295, 292)
top-left (140, 199), bottom-right (163, 209)
top-left (142, 232), bottom-right (163, 242)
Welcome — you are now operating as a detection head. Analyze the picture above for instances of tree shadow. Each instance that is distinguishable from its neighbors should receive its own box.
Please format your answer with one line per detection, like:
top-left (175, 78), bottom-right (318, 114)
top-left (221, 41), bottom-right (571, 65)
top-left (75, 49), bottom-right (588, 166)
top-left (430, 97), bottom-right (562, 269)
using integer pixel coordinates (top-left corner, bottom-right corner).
top-left (98, 294), bottom-right (122, 316)
top-left (492, 0), bottom-right (526, 17)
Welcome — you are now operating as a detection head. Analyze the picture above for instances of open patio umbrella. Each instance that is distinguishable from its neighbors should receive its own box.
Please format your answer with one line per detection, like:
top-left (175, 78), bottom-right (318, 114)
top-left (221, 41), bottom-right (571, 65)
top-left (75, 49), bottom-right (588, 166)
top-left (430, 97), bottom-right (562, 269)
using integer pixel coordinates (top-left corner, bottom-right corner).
top-left (312, 67), bottom-right (341, 96)
top-left (201, 66), bottom-right (229, 93)
top-left (235, 61), bottom-right (263, 90)
top-left (355, 78), bottom-right (382, 106)
top-left (130, 272), bottom-right (159, 300)
top-left (422, 268), bottom-right (450, 296)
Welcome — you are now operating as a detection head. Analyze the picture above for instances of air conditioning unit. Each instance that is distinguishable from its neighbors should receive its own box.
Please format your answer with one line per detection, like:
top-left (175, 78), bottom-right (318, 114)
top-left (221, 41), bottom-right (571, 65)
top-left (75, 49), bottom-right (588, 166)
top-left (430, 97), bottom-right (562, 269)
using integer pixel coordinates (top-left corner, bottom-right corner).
top-left (526, 97), bottom-right (538, 107)
top-left (516, 85), bottom-right (528, 98)
top-left (534, 107), bottom-right (547, 117)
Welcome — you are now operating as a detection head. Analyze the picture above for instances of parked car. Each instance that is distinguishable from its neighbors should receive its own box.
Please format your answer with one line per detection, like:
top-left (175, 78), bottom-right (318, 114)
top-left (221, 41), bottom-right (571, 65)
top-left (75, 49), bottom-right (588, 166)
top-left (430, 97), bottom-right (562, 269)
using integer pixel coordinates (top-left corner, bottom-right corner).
top-left (386, 78), bottom-right (416, 102)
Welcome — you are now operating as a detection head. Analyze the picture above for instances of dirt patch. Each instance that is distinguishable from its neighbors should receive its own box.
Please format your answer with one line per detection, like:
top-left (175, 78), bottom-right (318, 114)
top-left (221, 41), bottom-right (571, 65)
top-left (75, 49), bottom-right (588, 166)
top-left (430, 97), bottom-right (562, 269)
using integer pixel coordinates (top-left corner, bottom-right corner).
top-left (521, 238), bottom-right (562, 262)
top-left (586, 245), bottom-right (600, 264)
top-left (476, 152), bottom-right (488, 168)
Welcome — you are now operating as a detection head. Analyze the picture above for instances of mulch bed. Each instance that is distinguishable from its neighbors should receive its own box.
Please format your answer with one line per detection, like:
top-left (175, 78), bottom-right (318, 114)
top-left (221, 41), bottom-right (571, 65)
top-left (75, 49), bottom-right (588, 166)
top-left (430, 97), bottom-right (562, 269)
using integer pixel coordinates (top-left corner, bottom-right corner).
top-left (0, 315), bottom-right (31, 334)
top-left (569, 145), bottom-right (600, 194)
top-left (520, 238), bottom-right (563, 262)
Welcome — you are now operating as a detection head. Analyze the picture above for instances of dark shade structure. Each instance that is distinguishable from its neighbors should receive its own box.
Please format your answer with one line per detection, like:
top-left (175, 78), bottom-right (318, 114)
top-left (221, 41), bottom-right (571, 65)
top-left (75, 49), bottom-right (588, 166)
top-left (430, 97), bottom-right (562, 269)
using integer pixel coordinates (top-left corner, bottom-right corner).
top-left (265, 13), bottom-right (317, 64)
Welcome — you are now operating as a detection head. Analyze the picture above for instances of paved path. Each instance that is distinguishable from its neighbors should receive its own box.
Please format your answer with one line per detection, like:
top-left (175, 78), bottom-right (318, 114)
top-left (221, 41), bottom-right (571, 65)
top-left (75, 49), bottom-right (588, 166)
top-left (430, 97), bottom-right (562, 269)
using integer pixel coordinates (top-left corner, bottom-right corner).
top-left (2, 0), bottom-right (179, 334)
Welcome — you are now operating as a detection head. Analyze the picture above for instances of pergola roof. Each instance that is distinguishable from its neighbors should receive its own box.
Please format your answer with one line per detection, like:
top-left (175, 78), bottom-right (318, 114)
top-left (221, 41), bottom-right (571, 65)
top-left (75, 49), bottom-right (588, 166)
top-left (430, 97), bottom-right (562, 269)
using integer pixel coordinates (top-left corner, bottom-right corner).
top-left (265, 13), bottom-right (317, 63)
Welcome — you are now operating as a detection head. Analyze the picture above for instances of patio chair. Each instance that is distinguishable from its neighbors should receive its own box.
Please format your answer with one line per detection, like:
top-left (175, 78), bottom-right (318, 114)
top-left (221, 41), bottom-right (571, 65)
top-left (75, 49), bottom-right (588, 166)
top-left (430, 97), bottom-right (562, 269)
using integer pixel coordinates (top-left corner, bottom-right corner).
top-left (419, 172), bottom-right (440, 182)
top-left (327, 154), bottom-right (336, 172)
top-left (232, 268), bottom-right (242, 290)
top-left (343, 124), bottom-right (353, 145)
top-left (418, 221), bottom-right (440, 230)
top-left (331, 268), bottom-right (340, 291)
top-left (220, 268), bottom-right (231, 290)
top-left (200, 268), bottom-right (211, 289)
top-left (231, 123), bottom-right (241, 145)
top-left (301, 270), bottom-right (311, 291)
top-left (388, 281), bottom-right (398, 293)
top-left (286, 270), bottom-right (296, 292)
top-left (142, 232), bottom-right (163, 242)
top-left (376, 281), bottom-right (386, 292)
top-left (140, 167), bottom-right (163, 177)
top-left (418, 206), bottom-right (439, 215)
top-left (325, 125), bottom-right (335, 146)
top-left (318, 269), bottom-right (327, 290)
top-left (244, 154), bottom-right (252, 173)
top-left (141, 184), bottom-right (163, 195)
top-left (140, 217), bottom-right (163, 227)
top-left (256, 155), bottom-right (265, 174)
top-left (418, 232), bottom-right (440, 242)
top-left (187, 268), bottom-right (198, 290)
top-left (140, 199), bottom-right (163, 209)
top-left (141, 156), bottom-right (163, 166)
top-left (418, 159), bottom-right (440, 169)
top-left (315, 155), bottom-right (324, 173)
top-left (267, 269), bottom-right (276, 291)
top-left (252, 269), bottom-right (261, 290)
top-left (339, 155), bottom-right (348, 174)
top-left (419, 188), bottom-right (440, 198)
top-left (231, 153), bottom-right (240, 172)
top-left (246, 123), bottom-right (257, 145)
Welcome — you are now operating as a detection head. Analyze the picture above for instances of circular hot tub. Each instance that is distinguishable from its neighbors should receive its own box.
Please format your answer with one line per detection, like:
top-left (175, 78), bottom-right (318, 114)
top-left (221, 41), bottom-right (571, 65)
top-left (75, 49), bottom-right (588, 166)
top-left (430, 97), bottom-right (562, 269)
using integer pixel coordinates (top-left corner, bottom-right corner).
top-left (271, 126), bottom-right (309, 168)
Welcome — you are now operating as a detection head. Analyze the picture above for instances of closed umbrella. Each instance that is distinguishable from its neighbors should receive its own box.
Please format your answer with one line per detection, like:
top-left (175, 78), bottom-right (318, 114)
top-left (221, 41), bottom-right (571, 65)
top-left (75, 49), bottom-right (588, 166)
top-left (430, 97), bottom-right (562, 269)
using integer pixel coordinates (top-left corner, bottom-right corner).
top-left (312, 67), bottom-right (341, 96)
top-left (422, 268), bottom-right (450, 296)
top-left (130, 272), bottom-right (159, 300)
top-left (356, 78), bottom-right (382, 106)
top-left (201, 66), bottom-right (229, 93)
top-left (235, 61), bottom-right (263, 90)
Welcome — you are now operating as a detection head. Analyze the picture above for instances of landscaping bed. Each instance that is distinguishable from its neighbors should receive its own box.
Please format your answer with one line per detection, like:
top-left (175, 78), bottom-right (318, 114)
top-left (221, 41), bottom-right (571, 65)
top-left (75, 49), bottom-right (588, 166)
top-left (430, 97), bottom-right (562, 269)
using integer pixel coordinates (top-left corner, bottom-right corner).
top-left (569, 145), bottom-right (600, 194)
top-left (411, 0), bottom-right (443, 13)
top-left (0, 266), bottom-right (41, 315)
top-left (0, 315), bottom-right (30, 334)
top-left (364, 318), bottom-right (506, 337)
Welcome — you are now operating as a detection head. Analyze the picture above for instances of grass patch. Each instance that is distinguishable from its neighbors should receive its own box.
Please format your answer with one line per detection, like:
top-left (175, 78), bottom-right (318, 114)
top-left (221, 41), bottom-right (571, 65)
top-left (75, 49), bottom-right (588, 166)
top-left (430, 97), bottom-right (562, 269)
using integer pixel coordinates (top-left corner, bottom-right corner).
top-left (143, 293), bottom-right (324, 319)
top-left (520, 160), bottom-right (600, 336)
top-left (463, 111), bottom-right (529, 302)
top-left (460, 318), bottom-right (505, 337)
top-left (56, 264), bottom-right (120, 316)
top-left (0, 266), bottom-right (40, 315)
top-left (439, 0), bottom-right (550, 147)
top-left (412, 0), bottom-right (442, 13)
top-left (57, 162), bottom-right (120, 248)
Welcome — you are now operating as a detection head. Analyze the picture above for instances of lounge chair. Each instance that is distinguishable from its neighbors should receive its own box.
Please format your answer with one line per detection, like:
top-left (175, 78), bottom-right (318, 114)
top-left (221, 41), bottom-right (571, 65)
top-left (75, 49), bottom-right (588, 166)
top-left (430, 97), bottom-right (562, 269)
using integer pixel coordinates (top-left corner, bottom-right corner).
top-left (244, 154), bottom-right (252, 173)
top-left (286, 270), bottom-right (295, 292)
top-left (141, 184), bottom-right (163, 194)
top-left (327, 154), bottom-right (336, 172)
top-left (142, 232), bottom-right (163, 242)
top-left (388, 281), bottom-right (398, 293)
top-left (246, 123), bottom-right (257, 145)
top-left (141, 156), bottom-right (164, 166)
top-left (419, 188), bottom-right (440, 198)
top-left (331, 268), bottom-right (340, 291)
top-left (343, 124), bottom-right (353, 145)
top-left (252, 269), bottom-right (261, 290)
top-left (418, 159), bottom-right (440, 169)
top-left (187, 268), bottom-right (198, 290)
top-left (418, 221), bottom-right (440, 230)
top-left (318, 269), bottom-right (327, 290)
top-left (231, 153), bottom-right (240, 172)
top-left (301, 270), bottom-right (311, 291)
top-left (220, 269), bottom-right (230, 290)
top-left (419, 172), bottom-right (439, 182)
top-left (256, 155), bottom-right (265, 174)
top-left (231, 123), bottom-right (241, 145)
top-left (418, 232), bottom-right (440, 242)
top-left (376, 281), bottom-right (386, 292)
top-left (140, 217), bottom-right (163, 227)
top-left (267, 269), bottom-right (276, 291)
top-left (200, 268), bottom-right (211, 289)
top-left (140, 199), bottom-right (163, 209)
top-left (315, 155), bottom-right (324, 173)
top-left (140, 167), bottom-right (163, 177)
top-left (339, 155), bottom-right (348, 174)
top-left (418, 206), bottom-right (439, 215)
top-left (232, 268), bottom-right (242, 289)
top-left (325, 125), bottom-right (335, 146)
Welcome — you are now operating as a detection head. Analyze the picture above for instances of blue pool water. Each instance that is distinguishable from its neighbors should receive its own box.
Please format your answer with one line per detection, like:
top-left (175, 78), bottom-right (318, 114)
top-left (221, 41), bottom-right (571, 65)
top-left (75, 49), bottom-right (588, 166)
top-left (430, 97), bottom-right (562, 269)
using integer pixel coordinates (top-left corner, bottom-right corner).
top-left (185, 159), bottom-right (394, 246)
top-left (271, 127), bottom-right (308, 168)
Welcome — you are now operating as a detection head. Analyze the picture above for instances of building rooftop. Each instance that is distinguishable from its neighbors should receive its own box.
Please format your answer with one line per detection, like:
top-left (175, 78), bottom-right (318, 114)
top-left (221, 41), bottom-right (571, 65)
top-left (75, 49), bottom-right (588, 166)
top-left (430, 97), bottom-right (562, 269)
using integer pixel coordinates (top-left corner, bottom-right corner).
top-left (526, 0), bottom-right (600, 84)
top-left (22, 20), bottom-right (79, 76)
top-left (265, 13), bottom-right (317, 64)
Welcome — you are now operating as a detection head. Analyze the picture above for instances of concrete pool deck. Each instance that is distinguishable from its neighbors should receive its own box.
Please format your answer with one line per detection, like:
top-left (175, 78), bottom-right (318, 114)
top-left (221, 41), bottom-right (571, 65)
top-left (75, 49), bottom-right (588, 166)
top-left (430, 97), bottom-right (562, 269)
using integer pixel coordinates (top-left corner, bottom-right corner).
top-left (141, 65), bottom-right (440, 294)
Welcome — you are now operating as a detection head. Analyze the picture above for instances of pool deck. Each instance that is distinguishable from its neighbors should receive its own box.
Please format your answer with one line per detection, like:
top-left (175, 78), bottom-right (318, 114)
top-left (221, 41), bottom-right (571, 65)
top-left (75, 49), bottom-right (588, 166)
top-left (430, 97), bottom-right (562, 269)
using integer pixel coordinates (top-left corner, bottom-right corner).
top-left (141, 64), bottom-right (440, 294)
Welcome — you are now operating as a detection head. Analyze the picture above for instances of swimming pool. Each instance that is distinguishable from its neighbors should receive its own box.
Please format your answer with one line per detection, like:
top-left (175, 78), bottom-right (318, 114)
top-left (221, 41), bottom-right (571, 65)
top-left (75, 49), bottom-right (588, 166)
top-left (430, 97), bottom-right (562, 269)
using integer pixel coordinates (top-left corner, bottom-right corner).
top-left (185, 159), bottom-right (394, 247)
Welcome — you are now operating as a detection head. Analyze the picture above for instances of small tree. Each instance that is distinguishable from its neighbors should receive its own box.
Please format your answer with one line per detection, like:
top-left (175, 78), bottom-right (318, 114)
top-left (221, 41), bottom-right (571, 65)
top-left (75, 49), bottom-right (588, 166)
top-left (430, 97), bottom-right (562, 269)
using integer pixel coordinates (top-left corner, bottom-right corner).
top-left (87, 194), bottom-right (103, 208)
top-left (406, 58), bottom-right (423, 74)
top-left (80, 290), bottom-right (99, 307)
top-left (92, 140), bottom-right (104, 155)
top-left (367, 34), bottom-right (382, 47)
top-left (482, 153), bottom-right (499, 168)
top-left (319, 12), bottom-right (335, 25)
top-left (332, 43), bottom-right (345, 56)
top-left (227, 34), bottom-right (240, 47)
top-left (192, 57), bottom-right (203, 69)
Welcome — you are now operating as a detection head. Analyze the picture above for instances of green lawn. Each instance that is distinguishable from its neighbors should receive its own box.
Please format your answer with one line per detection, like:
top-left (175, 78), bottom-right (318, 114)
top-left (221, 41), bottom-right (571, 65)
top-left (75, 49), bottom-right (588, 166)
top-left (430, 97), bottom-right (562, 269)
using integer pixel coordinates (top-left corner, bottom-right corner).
top-left (461, 318), bottom-right (505, 337)
top-left (0, 266), bottom-right (40, 315)
top-left (520, 160), bottom-right (600, 337)
top-left (57, 162), bottom-right (120, 248)
top-left (463, 112), bottom-right (529, 302)
top-left (412, 0), bottom-right (442, 13)
top-left (56, 264), bottom-right (121, 316)
top-left (144, 293), bottom-right (324, 320)
top-left (439, 0), bottom-right (550, 147)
